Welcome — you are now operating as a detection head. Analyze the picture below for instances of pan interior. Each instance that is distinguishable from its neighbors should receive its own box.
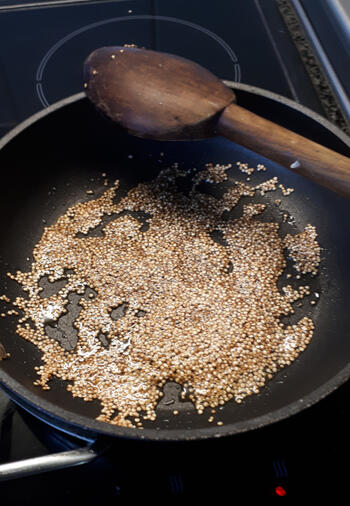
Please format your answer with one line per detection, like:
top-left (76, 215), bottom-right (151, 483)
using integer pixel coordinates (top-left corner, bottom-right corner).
top-left (0, 92), bottom-right (350, 437)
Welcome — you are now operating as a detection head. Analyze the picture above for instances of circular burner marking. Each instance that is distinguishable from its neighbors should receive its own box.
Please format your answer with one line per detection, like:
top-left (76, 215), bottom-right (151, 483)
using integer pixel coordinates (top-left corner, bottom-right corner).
top-left (36, 14), bottom-right (241, 107)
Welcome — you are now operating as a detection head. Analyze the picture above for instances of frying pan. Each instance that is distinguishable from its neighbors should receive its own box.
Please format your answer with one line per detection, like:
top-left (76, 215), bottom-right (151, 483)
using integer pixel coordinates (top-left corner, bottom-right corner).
top-left (0, 82), bottom-right (350, 480)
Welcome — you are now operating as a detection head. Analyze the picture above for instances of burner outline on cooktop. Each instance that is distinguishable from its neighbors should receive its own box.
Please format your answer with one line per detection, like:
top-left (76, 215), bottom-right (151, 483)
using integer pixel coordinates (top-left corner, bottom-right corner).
top-left (35, 14), bottom-right (241, 108)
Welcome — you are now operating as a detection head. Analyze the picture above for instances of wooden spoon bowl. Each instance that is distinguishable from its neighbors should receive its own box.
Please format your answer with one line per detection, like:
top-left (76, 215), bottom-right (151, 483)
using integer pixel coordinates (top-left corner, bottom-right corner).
top-left (84, 46), bottom-right (350, 198)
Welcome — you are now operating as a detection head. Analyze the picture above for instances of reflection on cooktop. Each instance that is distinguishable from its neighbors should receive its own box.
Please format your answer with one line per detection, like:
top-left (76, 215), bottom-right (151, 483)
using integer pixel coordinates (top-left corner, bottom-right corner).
top-left (1, 377), bottom-right (350, 503)
top-left (0, 0), bottom-right (322, 135)
top-left (36, 13), bottom-right (242, 108)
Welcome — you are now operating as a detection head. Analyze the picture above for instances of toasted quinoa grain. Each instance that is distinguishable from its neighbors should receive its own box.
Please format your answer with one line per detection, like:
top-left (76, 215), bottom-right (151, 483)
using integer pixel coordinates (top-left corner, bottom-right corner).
top-left (284, 224), bottom-right (321, 275)
top-left (279, 184), bottom-right (295, 196)
top-left (6, 163), bottom-right (321, 428)
top-left (236, 162), bottom-right (254, 175)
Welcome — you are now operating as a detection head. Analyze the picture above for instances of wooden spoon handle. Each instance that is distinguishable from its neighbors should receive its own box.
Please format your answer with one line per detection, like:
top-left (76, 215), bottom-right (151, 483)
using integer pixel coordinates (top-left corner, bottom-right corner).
top-left (217, 103), bottom-right (350, 198)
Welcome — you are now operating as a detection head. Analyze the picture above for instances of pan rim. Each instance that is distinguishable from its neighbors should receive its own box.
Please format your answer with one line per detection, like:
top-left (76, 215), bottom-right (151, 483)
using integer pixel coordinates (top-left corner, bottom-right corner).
top-left (2, 360), bottom-right (350, 441)
top-left (0, 84), bottom-right (350, 442)
top-left (1, 84), bottom-right (349, 152)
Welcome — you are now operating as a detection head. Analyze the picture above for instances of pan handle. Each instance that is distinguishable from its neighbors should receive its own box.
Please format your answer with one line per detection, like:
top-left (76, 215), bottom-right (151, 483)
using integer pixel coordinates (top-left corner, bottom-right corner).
top-left (0, 443), bottom-right (99, 481)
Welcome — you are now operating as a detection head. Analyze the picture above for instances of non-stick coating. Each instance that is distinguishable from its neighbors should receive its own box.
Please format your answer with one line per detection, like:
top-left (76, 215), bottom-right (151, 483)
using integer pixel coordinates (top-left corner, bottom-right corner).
top-left (0, 86), bottom-right (350, 442)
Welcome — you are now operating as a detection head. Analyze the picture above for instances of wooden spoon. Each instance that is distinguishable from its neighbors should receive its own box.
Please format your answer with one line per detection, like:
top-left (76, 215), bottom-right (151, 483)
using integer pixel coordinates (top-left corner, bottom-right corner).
top-left (83, 46), bottom-right (350, 198)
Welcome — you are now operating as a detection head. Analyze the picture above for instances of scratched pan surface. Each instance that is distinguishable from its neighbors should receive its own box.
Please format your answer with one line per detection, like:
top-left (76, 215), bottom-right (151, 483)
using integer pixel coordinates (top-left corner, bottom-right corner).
top-left (0, 84), bottom-right (350, 442)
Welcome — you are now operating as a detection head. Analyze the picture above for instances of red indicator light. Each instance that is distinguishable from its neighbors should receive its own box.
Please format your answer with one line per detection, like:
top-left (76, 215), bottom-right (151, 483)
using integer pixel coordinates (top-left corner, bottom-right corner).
top-left (275, 485), bottom-right (287, 497)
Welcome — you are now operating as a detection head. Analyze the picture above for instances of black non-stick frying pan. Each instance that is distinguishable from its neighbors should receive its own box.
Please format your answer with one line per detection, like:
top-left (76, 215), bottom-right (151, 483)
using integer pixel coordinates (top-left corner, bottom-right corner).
top-left (0, 82), bottom-right (350, 479)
